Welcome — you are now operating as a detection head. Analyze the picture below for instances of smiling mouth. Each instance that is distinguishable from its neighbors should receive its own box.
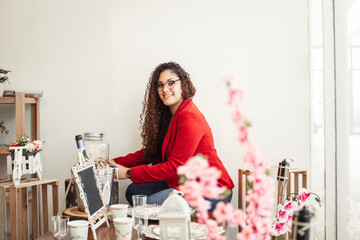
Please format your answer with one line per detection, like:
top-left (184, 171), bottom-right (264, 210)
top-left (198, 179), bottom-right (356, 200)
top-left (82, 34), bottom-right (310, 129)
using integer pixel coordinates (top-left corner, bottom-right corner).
top-left (163, 94), bottom-right (173, 98)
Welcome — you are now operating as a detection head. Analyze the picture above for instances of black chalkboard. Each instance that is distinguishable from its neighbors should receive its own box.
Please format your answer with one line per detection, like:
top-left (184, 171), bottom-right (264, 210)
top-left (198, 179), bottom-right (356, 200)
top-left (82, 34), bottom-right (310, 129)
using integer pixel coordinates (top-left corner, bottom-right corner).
top-left (76, 165), bottom-right (104, 216)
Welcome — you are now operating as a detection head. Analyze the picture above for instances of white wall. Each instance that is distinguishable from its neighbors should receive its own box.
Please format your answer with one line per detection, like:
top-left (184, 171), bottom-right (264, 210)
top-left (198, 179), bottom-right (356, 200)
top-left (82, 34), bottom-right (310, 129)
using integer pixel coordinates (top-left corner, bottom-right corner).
top-left (0, 0), bottom-right (310, 237)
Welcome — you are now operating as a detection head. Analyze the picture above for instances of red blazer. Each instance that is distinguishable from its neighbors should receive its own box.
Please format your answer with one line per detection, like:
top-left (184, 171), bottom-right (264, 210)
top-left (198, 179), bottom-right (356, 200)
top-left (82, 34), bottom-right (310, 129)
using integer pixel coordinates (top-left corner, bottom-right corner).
top-left (113, 99), bottom-right (234, 190)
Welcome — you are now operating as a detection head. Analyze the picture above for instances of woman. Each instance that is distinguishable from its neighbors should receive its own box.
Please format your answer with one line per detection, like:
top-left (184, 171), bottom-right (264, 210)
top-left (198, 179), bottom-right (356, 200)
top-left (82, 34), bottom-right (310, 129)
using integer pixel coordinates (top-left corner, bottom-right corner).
top-left (108, 62), bottom-right (234, 211)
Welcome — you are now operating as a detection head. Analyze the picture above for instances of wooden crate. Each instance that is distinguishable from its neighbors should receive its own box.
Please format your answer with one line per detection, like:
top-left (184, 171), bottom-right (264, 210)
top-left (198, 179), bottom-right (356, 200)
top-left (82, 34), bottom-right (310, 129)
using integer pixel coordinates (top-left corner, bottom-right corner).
top-left (0, 178), bottom-right (59, 240)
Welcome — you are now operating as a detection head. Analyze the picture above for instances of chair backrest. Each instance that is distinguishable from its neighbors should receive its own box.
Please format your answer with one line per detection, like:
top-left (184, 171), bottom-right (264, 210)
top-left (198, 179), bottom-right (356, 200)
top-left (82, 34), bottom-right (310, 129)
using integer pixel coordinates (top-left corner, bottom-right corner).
top-left (238, 169), bottom-right (251, 210)
top-left (238, 168), bottom-right (308, 209)
top-left (287, 169), bottom-right (307, 197)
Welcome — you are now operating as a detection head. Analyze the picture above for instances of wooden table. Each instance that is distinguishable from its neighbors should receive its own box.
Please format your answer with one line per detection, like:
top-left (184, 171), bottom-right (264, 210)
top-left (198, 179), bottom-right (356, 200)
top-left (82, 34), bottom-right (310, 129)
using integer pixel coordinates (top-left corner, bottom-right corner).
top-left (63, 206), bottom-right (112, 219)
top-left (37, 213), bottom-right (226, 240)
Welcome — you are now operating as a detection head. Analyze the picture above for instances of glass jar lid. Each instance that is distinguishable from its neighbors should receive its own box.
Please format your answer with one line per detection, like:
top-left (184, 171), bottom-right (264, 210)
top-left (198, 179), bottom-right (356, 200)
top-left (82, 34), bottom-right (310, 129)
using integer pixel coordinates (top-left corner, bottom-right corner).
top-left (84, 132), bottom-right (104, 140)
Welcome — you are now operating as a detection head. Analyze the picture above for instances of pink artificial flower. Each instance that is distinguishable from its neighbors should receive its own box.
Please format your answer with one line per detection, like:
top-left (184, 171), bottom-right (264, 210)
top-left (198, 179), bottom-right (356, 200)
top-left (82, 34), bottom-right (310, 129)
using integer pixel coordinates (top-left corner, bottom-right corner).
top-left (227, 88), bottom-right (245, 106)
top-left (213, 202), bottom-right (230, 223)
top-left (194, 197), bottom-right (211, 222)
top-left (228, 209), bottom-right (246, 227)
top-left (286, 215), bottom-right (293, 225)
top-left (177, 155), bottom-right (209, 180)
top-left (237, 225), bottom-right (255, 240)
top-left (205, 219), bottom-right (220, 239)
top-left (178, 181), bottom-right (203, 205)
top-left (300, 188), bottom-right (311, 203)
top-left (201, 167), bottom-right (223, 198)
top-left (33, 142), bottom-right (40, 151)
top-left (231, 110), bottom-right (243, 125)
top-left (283, 200), bottom-right (295, 211)
top-left (243, 143), bottom-right (263, 166)
top-left (277, 209), bottom-right (289, 223)
top-left (243, 149), bottom-right (256, 166)
top-left (272, 222), bottom-right (289, 236)
top-left (238, 125), bottom-right (248, 143)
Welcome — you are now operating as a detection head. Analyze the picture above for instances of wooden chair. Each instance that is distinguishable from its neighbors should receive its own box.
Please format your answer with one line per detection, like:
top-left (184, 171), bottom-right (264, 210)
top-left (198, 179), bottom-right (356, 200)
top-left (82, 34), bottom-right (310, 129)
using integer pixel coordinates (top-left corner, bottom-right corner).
top-left (238, 169), bottom-right (251, 210)
top-left (286, 169), bottom-right (307, 198)
top-left (238, 168), bottom-right (308, 210)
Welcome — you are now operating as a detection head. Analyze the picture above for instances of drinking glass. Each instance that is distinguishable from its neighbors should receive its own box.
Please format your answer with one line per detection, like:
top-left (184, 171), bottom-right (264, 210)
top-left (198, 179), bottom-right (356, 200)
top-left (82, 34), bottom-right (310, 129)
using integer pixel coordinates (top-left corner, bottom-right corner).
top-left (51, 215), bottom-right (69, 239)
top-left (132, 195), bottom-right (148, 240)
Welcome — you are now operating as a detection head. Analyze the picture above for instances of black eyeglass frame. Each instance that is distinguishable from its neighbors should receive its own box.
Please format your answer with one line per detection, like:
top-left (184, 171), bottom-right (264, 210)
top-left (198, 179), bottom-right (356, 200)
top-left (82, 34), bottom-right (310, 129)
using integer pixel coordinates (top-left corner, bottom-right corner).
top-left (155, 79), bottom-right (181, 90)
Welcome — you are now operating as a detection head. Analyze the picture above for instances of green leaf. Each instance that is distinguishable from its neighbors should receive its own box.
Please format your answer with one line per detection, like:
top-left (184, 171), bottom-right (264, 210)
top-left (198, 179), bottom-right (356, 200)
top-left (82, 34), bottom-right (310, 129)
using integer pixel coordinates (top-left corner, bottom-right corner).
top-left (221, 189), bottom-right (232, 198)
top-left (246, 181), bottom-right (253, 190)
top-left (178, 175), bottom-right (187, 185)
top-left (244, 119), bottom-right (252, 127)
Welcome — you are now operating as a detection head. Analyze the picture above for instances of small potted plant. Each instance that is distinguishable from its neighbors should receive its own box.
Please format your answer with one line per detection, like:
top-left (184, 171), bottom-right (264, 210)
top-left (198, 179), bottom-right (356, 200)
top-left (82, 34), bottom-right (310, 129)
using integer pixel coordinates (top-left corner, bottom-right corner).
top-left (0, 68), bottom-right (11, 97)
top-left (9, 134), bottom-right (44, 159)
top-left (8, 134), bottom-right (45, 185)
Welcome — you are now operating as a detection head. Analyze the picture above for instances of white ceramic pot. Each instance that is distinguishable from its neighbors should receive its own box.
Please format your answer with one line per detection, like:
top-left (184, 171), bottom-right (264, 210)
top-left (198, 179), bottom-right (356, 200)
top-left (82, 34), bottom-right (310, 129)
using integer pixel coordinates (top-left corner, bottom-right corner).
top-left (113, 217), bottom-right (133, 240)
top-left (68, 220), bottom-right (89, 240)
top-left (110, 204), bottom-right (129, 219)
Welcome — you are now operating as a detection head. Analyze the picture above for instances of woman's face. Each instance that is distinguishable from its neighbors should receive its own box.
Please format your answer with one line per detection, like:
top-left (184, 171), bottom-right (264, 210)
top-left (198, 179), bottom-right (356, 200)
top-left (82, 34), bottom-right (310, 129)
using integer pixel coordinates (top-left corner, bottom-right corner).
top-left (157, 69), bottom-right (184, 114)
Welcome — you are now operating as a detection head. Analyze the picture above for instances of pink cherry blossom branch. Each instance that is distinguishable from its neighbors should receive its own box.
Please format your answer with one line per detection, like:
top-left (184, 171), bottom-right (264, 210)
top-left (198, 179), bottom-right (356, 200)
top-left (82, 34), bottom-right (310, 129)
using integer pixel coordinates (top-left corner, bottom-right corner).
top-left (177, 76), bottom-right (275, 240)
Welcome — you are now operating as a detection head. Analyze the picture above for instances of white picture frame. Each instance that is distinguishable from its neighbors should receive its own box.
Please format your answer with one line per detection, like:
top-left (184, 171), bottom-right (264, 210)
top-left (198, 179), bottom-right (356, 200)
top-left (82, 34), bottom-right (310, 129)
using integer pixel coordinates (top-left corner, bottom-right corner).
top-left (72, 162), bottom-right (109, 239)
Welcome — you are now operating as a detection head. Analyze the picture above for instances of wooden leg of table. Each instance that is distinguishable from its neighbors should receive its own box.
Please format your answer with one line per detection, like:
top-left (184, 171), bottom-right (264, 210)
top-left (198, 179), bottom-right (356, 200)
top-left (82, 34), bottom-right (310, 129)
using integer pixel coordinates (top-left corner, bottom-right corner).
top-left (42, 185), bottom-right (49, 233)
top-left (35, 98), bottom-right (40, 140)
top-left (277, 181), bottom-right (281, 204)
top-left (294, 173), bottom-right (299, 194)
top-left (302, 172), bottom-right (307, 189)
top-left (10, 187), bottom-right (20, 240)
top-left (30, 98), bottom-right (40, 140)
top-left (32, 185), bottom-right (40, 238)
top-left (10, 188), bottom-right (17, 240)
top-left (21, 188), bottom-right (29, 240)
top-left (287, 175), bottom-right (291, 197)
top-left (52, 183), bottom-right (59, 216)
top-left (17, 188), bottom-right (24, 240)
top-left (0, 188), bottom-right (7, 240)
top-left (238, 169), bottom-right (243, 210)
top-left (15, 93), bottom-right (25, 139)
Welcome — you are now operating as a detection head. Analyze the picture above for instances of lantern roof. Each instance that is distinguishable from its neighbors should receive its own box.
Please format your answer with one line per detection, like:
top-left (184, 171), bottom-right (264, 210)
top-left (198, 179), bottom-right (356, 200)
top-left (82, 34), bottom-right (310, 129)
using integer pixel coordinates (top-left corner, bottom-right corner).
top-left (159, 190), bottom-right (190, 219)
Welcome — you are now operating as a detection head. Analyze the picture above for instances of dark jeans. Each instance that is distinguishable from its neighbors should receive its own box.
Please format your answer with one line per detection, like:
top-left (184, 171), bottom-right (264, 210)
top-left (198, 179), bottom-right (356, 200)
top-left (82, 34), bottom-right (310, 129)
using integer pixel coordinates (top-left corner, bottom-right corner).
top-left (126, 181), bottom-right (174, 206)
top-left (125, 181), bottom-right (233, 211)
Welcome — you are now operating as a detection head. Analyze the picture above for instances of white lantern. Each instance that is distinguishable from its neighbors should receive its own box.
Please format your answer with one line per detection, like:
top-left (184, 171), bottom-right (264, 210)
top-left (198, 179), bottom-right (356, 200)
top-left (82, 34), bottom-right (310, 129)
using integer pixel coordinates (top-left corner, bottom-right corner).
top-left (158, 190), bottom-right (191, 240)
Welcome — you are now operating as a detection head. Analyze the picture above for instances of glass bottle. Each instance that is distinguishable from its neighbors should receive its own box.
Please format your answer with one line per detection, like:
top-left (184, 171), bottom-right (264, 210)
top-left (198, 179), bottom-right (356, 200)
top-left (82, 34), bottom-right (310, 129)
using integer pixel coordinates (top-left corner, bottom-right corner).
top-left (75, 134), bottom-right (89, 163)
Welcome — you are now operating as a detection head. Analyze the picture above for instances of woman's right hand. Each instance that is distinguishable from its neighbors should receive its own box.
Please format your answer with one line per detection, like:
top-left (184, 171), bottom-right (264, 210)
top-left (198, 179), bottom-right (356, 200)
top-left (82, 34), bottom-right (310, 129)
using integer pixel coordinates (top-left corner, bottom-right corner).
top-left (107, 159), bottom-right (130, 179)
top-left (107, 159), bottom-right (117, 166)
top-left (107, 159), bottom-right (125, 168)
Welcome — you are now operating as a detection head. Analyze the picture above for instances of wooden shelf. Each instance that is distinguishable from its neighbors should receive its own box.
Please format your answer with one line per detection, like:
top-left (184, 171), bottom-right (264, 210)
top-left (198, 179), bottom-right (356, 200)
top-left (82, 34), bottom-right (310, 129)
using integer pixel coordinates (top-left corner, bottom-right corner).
top-left (0, 178), bottom-right (59, 240)
top-left (0, 146), bottom-right (9, 155)
top-left (0, 92), bottom-right (40, 140)
top-left (0, 96), bottom-right (37, 104)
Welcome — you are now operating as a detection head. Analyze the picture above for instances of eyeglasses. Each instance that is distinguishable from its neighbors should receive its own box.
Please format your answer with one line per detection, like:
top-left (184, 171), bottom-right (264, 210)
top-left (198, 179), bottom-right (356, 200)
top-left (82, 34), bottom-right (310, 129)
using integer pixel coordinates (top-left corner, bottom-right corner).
top-left (156, 79), bottom-right (181, 90)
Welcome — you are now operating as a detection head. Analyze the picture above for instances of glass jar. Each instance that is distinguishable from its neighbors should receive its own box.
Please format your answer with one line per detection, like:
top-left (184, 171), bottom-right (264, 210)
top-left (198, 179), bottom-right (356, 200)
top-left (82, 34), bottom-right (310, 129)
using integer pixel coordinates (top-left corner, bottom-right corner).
top-left (83, 132), bottom-right (109, 161)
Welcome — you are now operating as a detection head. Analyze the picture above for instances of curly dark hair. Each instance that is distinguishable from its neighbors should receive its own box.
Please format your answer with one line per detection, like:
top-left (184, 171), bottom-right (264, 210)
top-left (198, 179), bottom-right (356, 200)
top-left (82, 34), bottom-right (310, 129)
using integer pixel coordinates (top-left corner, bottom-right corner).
top-left (140, 62), bottom-right (196, 164)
